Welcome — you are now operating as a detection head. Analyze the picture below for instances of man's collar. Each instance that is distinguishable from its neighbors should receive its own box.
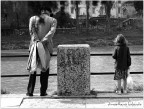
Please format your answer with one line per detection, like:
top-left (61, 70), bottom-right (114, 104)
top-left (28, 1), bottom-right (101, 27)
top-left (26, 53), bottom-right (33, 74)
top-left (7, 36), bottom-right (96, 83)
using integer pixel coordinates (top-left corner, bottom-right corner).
top-left (41, 12), bottom-right (50, 16)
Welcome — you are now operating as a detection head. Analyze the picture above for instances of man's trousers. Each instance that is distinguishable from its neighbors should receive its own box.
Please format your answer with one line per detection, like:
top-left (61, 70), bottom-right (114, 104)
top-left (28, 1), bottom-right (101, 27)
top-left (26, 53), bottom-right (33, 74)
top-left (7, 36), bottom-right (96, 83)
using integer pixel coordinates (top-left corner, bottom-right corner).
top-left (27, 68), bottom-right (49, 95)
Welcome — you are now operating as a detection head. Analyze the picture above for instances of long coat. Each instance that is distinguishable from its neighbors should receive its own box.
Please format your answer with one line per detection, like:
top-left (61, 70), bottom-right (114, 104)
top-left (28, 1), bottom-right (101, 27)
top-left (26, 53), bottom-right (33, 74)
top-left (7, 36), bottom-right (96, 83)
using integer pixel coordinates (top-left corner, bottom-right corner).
top-left (28, 14), bottom-right (57, 72)
top-left (112, 44), bottom-right (131, 70)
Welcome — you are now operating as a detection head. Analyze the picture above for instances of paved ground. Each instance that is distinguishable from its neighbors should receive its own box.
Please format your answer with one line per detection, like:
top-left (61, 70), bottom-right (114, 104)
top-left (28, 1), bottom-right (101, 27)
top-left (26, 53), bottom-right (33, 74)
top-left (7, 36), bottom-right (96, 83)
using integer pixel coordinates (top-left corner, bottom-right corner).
top-left (1, 92), bottom-right (143, 108)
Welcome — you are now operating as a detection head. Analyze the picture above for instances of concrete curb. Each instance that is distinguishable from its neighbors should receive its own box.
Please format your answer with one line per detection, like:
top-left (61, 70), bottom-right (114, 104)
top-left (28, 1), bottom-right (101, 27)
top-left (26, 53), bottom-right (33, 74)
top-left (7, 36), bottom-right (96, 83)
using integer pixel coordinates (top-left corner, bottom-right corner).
top-left (2, 91), bottom-right (143, 99)
top-left (1, 92), bottom-right (143, 108)
top-left (23, 96), bottom-right (143, 99)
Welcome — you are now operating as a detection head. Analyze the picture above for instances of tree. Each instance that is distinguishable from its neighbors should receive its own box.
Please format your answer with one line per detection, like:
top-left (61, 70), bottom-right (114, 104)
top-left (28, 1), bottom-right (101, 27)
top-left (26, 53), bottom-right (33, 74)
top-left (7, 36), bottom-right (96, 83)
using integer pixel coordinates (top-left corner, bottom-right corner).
top-left (124, 1), bottom-right (143, 17)
top-left (54, 6), bottom-right (71, 28)
top-left (92, 1), bottom-right (99, 6)
top-left (68, 1), bottom-right (81, 36)
top-left (1, 1), bottom-right (13, 27)
top-left (134, 1), bottom-right (143, 13)
top-left (86, 1), bottom-right (90, 35)
top-left (85, 1), bottom-right (99, 35)
top-left (28, 1), bottom-right (58, 15)
top-left (75, 1), bottom-right (81, 36)
top-left (134, 1), bottom-right (143, 17)
top-left (101, 1), bottom-right (114, 33)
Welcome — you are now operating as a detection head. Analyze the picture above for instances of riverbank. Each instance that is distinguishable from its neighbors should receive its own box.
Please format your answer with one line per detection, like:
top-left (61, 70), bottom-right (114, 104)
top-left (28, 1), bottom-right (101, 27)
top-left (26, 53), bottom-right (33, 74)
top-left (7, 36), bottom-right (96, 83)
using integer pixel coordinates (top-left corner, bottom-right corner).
top-left (1, 45), bottom-right (143, 57)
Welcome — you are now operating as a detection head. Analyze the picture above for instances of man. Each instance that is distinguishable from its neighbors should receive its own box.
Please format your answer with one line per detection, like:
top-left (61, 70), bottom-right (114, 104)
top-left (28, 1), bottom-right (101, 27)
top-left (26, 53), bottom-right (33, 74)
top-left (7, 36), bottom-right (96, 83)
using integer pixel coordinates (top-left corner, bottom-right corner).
top-left (26, 7), bottom-right (57, 96)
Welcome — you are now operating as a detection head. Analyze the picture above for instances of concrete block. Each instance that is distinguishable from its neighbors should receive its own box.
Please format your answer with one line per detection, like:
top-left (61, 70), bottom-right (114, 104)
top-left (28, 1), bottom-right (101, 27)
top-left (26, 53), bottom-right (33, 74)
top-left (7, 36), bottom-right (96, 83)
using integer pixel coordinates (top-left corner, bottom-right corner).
top-left (57, 44), bottom-right (90, 96)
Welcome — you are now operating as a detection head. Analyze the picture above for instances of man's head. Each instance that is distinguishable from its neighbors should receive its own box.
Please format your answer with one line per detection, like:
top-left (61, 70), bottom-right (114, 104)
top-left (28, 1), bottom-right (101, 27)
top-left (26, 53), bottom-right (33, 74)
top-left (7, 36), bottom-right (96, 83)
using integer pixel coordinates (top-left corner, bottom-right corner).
top-left (40, 6), bottom-right (52, 16)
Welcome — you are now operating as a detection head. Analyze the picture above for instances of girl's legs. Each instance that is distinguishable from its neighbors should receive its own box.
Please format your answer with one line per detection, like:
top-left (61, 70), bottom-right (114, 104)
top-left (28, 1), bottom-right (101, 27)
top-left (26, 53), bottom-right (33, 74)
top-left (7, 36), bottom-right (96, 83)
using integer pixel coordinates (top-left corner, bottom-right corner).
top-left (116, 79), bottom-right (121, 94)
top-left (117, 79), bottom-right (121, 91)
top-left (123, 78), bottom-right (127, 93)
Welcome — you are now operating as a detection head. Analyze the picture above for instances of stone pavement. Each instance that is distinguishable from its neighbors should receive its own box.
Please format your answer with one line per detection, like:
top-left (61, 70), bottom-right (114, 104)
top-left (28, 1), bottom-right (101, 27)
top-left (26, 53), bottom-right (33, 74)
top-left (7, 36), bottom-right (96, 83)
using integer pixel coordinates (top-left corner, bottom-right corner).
top-left (1, 92), bottom-right (143, 108)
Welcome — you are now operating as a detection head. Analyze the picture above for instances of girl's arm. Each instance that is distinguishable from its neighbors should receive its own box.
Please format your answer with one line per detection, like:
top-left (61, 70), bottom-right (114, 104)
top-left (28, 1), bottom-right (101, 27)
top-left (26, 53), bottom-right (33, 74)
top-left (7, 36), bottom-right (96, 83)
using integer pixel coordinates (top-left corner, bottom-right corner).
top-left (112, 47), bottom-right (117, 59)
top-left (127, 47), bottom-right (131, 67)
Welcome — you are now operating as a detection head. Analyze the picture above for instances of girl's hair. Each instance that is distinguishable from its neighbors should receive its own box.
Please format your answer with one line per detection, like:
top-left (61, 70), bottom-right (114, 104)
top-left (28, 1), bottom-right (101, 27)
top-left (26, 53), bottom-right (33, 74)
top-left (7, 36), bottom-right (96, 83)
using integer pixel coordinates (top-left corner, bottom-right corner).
top-left (114, 34), bottom-right (128, 45)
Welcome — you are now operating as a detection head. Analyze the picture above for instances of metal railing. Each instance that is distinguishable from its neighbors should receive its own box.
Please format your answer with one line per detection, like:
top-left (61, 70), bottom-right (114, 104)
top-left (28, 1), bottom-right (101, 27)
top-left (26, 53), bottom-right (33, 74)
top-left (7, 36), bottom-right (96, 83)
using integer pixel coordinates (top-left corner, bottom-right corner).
top-left (1, 72), bottom-right (143, 78)
top-left (1, 53), bottom-right (143, 57)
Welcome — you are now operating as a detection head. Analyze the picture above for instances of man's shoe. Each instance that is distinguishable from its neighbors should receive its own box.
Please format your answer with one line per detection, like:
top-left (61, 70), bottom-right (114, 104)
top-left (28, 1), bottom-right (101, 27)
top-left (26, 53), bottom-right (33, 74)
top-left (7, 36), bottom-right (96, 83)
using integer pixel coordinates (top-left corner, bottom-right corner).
top-left (26, 93), bottom-right (33, 96)
top-left (115, 90), bottom-right (121, 95)
top-left (40, 93), bottom-right (48, 96)
top-left (123, 90), bottom-right (128, 94)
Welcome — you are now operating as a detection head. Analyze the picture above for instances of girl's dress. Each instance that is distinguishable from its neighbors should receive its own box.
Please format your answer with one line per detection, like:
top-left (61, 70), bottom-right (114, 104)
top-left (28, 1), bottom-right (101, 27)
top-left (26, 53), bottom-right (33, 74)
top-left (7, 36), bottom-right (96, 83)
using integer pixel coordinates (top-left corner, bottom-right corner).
top-left (114, 69), bottom-right (128, 80)
top-left (112, 43), bottom-right (131, 80)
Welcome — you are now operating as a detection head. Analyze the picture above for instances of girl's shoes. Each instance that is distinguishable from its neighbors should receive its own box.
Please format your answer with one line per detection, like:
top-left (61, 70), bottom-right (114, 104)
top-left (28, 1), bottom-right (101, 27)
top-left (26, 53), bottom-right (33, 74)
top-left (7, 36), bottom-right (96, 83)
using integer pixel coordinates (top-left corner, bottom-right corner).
top-left (115, 90), bottom-right (121, 95)
top-left (115, 90), bottom-right (128, 95)
top-left (123, 90), bottom-right (127, 94)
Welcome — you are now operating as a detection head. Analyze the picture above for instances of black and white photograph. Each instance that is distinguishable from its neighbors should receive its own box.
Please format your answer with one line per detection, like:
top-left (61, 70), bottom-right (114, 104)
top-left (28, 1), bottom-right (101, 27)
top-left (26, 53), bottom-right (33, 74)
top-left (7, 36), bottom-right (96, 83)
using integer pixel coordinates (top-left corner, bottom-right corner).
top-left (1, 0), bottom-right (143, 108)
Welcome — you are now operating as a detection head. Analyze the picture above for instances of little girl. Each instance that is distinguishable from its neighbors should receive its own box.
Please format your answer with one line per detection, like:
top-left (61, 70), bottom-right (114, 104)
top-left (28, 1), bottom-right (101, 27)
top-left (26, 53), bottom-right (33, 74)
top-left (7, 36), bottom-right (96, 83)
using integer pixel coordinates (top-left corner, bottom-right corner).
top-left (112, 34), bottom-right (131, 94)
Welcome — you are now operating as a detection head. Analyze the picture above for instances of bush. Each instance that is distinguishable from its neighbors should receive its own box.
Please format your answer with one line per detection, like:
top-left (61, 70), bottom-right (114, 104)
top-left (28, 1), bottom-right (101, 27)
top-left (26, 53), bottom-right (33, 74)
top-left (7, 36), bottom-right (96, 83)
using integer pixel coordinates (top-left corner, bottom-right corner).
top-left (1, 88), bottom-right (10, 94)
top-left (86, 39), bottom-right (114, 47)
top-left (90, 88), bottom-right (97, 95)
top-left (127, 84), bottom-right (143, 92)
top-left (114, 83), bottom-right (143, 93)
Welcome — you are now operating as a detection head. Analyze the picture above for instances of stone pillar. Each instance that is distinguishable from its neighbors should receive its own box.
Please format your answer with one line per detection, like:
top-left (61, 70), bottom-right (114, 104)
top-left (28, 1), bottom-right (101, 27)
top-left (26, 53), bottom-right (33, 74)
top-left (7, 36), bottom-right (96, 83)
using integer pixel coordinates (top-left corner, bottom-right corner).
top-left (57, 44), bottom-right (90, 96)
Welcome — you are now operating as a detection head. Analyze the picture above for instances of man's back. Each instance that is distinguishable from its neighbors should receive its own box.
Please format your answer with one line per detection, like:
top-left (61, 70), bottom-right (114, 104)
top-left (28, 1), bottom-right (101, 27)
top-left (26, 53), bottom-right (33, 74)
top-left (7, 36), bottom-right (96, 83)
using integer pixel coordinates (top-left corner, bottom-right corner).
top-left (38, 14), bottom-right (53, 40)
